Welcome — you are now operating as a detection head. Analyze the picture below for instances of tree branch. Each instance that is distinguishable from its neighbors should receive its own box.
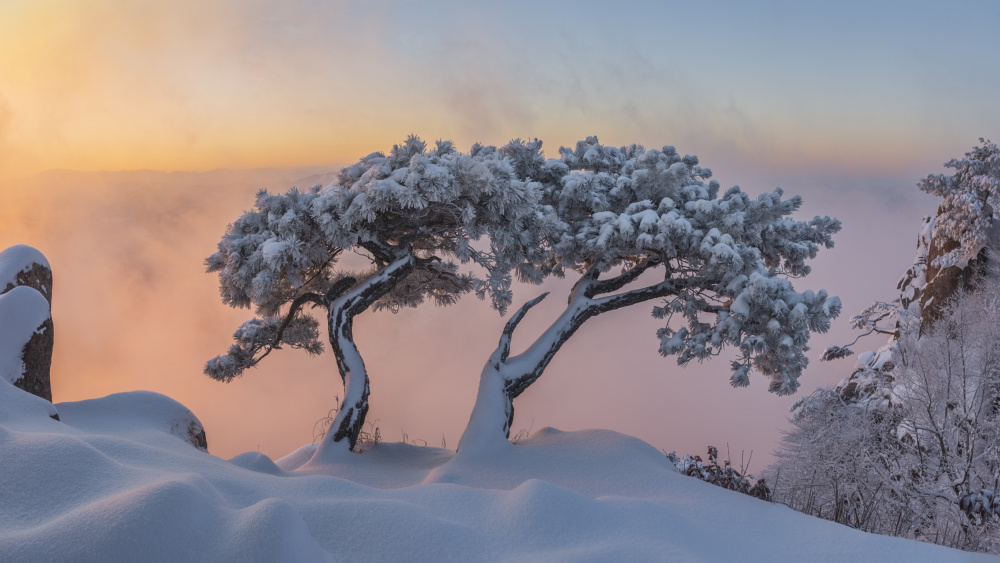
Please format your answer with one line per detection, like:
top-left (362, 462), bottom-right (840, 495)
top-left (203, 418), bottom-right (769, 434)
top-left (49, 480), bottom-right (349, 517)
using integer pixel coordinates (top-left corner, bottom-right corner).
top-left (591, 279), bottom-right (678, 314)
top-left (499, 292), bottom-right (549, 363)
top-left (324, 277), bottom-right (357, 304)
top-left (358, 239), bottom-right (396, 264)
top-left (271, 292), bottom-right (326, 351)
top-left (585, 256), bottom-right (662, 298)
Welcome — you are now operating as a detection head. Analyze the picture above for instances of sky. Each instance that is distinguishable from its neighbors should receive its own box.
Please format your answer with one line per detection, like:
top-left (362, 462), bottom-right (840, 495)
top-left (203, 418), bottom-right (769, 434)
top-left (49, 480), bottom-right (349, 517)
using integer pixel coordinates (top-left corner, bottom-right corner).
top-left (1, 0), bottom-right (998, 465)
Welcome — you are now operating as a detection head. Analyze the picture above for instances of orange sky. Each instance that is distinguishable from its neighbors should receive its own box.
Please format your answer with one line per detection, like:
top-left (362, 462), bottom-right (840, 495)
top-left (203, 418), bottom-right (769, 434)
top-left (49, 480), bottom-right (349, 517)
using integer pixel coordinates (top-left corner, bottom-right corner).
top-left (3, 1), bottom-right (997, 181)
top-left (1, 0), bottom-right (998, 463)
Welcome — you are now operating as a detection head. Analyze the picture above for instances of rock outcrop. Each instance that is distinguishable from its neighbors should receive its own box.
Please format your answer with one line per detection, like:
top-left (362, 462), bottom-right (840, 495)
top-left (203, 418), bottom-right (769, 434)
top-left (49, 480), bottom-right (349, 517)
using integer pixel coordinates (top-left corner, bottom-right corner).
top-left (828, 212), bottom-right (1000, 409)
top-left (0, 246), bottom-right (54, 402)
top-left (0, 286), bottom-right (54, 403)
top-left (0, 245), bottom-right (53, 305)
top-left (898, 214), bottom-right (998, 327)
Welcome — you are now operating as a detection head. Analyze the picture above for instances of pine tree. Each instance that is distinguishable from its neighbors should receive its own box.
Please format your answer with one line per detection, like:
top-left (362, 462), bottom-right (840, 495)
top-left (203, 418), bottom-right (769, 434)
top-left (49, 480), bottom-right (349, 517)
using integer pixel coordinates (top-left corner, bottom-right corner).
top-left (459, 137), bottom-right (841, 453)
top-left (206, 137), bottom-right (542, 455)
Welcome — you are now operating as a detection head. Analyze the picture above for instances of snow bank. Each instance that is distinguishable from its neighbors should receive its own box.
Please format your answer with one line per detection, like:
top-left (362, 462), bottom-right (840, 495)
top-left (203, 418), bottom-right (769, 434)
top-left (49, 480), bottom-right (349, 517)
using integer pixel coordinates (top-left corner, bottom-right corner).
top-left (57, 390), bottom-right (208, 450)
top-left (0, 392), bottom-right (994, 562)
top-left (0, 286), bottom-right (51, 386)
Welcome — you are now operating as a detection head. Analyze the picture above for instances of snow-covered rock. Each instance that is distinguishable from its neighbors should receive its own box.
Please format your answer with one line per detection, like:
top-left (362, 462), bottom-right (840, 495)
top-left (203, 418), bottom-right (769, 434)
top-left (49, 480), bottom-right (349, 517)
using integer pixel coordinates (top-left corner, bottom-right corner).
top-left (0, 245), bottom-right (55, 402)
top-left (0, 285), bottom-right (54, 403)
top-left (0, 244), bottom-right (52, 304)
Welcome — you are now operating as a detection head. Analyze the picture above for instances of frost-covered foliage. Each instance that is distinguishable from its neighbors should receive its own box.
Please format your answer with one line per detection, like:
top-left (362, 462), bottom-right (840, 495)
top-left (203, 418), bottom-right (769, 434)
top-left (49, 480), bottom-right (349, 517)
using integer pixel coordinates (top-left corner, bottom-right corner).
top-left (309, 136), bottom-right (545, 313)
top-left (205, 315), bottom-right (323, 383)
top-left (461, 137), bottom-right (840, 452)
top-left (207, 136), bottom-right (542, 451)
top-left (533, 137), bottom-right (841, 394)
top-left (819, 300), bottom-right (901, 362)
top-left (773, 278), bottom-right (1000, 554)
top-left (666, 445), bottom-right (771, 501)
top-left (207, 137), bottom-right (540, 367)
top-left (820, 141), bottom-right (1000, 379)
top-left (918, 139), bottom-right (1000, 270)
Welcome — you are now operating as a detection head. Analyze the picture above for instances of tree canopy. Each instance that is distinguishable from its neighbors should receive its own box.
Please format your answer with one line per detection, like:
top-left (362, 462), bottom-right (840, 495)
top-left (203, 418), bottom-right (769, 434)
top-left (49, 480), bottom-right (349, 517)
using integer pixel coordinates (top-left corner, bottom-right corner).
top-left (206, 136), bottom-right (543, 451)
top-left (459, 137), bottom-right (842, 451)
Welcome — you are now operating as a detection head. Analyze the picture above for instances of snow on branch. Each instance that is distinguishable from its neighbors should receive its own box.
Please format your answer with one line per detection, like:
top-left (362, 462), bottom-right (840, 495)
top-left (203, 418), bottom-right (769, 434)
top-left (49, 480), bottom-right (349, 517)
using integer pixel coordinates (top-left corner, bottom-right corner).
top-left (918, 138), bottom-right (1000, 270)
top-left (820, 299), bottom-right (901, 363)
top-left (498, 292), bottom-right (549, 363)
top-left (525, 136), bottom-right (842, 394)
top-left (479, 135), bottom-right (842, 398)
top-left (205, 312), bottom-right (323, 383)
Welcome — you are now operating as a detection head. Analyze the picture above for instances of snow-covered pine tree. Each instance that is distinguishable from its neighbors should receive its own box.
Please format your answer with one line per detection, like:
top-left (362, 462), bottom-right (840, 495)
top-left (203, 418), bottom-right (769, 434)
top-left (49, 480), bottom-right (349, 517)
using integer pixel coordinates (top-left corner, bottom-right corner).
top-left (206, 136), bottom-right (543, 455)
top-left (458, 137), bottom-right (842, 453)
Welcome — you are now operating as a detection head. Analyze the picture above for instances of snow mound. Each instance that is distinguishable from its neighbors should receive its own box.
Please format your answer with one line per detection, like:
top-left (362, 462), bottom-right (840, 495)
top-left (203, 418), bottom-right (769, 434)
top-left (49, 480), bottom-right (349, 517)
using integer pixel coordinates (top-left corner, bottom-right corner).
top-left (228, 451), bottom-right (284, 475)
top-left (0, 392), bottom-right (994, 562)
top-left (57, 390), bottom-right (208, 450)
top-left (0, 245), bottom-right (50, 292)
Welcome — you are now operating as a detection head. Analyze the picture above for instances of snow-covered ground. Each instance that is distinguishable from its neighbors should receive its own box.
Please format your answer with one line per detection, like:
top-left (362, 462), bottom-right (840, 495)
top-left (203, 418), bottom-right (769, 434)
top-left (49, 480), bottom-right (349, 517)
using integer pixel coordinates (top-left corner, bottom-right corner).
top-left (0, 381), bottom-right (994, 562)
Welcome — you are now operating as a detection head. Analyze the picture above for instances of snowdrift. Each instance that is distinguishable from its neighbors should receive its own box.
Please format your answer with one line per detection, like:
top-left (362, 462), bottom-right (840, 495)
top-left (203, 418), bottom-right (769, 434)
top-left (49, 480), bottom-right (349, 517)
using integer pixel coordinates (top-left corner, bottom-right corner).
top-left (0, 381), bottom-right (994, 562)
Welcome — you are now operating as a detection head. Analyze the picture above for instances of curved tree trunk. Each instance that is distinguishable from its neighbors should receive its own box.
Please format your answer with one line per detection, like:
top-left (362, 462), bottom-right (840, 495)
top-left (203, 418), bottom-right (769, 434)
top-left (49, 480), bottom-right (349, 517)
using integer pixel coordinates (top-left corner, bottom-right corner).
top-left (323, 298), bottom-right (372, 452)
top-left (458, 287), bottom-right (594, 455)
top-left (458, 260), bottom-right (675, 455)
top-left (456, 351), bottom-right (516, 455)
top-left (313, 253), bottom-right (415, 459)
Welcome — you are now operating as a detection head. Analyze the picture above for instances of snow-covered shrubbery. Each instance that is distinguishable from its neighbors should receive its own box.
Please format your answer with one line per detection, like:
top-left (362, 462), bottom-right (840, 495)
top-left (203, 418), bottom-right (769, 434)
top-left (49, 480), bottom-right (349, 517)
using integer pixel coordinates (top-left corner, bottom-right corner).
top-left (774, 281), bottom-right (1000, 552)
top-left (771, 140), bottom-right (1000, 554)
top-left (666, 445), bottom-right (772, 501)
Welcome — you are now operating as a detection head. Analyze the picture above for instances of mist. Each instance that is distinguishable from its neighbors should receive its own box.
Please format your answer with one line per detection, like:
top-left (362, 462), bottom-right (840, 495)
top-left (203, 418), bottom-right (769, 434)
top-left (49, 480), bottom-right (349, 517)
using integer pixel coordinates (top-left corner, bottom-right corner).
top-left (0, 159), bottom-right (939, 466)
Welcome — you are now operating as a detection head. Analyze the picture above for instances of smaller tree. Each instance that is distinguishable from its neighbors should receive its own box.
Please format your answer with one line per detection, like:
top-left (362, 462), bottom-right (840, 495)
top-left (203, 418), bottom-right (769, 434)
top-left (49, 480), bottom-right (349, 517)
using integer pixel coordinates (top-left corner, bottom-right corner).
top-left (917, 139), bottom-right (1000, 272)
top-left (206, 137), bottom-right (542, 454)
top-left (459, 137), bottom-right (842, 453)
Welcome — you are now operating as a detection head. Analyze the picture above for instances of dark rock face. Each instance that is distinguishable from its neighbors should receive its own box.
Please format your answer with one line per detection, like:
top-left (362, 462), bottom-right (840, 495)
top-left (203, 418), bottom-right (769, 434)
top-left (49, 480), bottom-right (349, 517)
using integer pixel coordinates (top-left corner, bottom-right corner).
top-left (187, 421), bottom-right (208, 451)
top-left (3, 261), bottom-right (53, 306)
top-left (13, 317), bottom-right (54, 402)
top-left (919, 220), bottom-right (991, 326)
top-left (169, 411), bottom-right (209, 451)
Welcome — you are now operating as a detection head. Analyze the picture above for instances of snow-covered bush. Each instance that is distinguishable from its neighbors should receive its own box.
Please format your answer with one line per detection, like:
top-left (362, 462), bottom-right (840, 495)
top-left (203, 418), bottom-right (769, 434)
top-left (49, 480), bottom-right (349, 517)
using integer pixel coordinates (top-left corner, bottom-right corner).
top-left (774, 273), bottom-right (1000, 553)
top-left (667, 445), bottom-right (771, 501)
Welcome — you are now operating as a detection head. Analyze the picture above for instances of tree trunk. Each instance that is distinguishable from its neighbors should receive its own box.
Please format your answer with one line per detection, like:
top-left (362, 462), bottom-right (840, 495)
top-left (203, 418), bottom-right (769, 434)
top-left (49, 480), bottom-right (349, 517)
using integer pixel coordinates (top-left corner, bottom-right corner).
top-left (321, 298), bottom-right (371, 453)
top-left (312, 253), bottom-right (415, 460)
top-left (457, 261), bottom-right (674, 455)
top-left (457, 352), bottom-right (516, 455)
top-left (458, 285), bottom-right (595, 454)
